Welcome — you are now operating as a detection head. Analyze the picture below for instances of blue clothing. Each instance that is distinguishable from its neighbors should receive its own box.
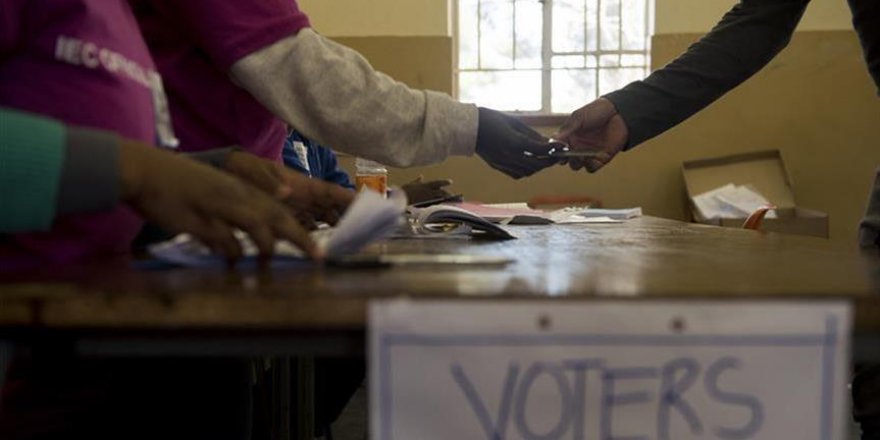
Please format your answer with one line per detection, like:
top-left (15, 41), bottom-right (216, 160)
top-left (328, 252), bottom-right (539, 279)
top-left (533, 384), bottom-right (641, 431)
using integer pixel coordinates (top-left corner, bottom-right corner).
top-left (282, 130), bottom-right (354, 189)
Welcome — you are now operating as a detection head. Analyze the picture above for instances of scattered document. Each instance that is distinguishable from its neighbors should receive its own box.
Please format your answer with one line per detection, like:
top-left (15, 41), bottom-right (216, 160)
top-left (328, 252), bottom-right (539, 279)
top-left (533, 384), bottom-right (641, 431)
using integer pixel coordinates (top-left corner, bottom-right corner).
top-left (449, 202), bottom-right (638, 225)
top-left (149, 189), bottom-right (407, 268)
top-left (577, 207), bottom-right (642, 220)
top-left (692, 183), bottom-right (776, 220)
top-left (321, 189), bottom-right (407, 256)
top-left (552, 215), bottom-right (621, 224)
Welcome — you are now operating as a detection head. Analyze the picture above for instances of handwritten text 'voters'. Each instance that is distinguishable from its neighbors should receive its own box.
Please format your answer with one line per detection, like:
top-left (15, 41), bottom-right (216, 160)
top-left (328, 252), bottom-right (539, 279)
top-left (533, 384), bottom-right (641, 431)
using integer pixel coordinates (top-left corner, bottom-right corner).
top-left (452, 356), bottom-right (762, 440)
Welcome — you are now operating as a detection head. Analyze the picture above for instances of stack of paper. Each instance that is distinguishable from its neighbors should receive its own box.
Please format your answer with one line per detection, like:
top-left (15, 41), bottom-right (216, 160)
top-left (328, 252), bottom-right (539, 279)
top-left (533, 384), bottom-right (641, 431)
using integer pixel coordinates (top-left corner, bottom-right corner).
top-left (692, 183), bottom-right (775, 220)
top-left (575, 207), bottom-right (642, 220)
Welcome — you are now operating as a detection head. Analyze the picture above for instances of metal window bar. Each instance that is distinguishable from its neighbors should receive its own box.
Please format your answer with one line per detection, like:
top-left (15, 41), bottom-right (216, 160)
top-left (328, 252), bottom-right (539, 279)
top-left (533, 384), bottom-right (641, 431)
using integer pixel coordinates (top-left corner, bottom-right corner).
top-left (542, 0), bottom-right (552, 112)
top-left (512, 0), bottom-right (517, 66)
top-left (583, 0), bottom-right (588, 68)
top-left (618, 0), bottom-right (623, 68)
top-left (594, 0), bottom-right (601, 101)
top-left (477, 0), bottom-right (482, 69)
top-left (549, 50), bottom-right (647, 56)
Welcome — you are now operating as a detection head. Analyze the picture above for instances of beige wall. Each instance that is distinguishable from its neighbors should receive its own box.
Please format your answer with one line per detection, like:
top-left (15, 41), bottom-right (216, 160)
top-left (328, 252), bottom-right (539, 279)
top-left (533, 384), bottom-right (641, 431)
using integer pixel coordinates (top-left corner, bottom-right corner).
top-left (298, 0), bottom-right (455, 93)
top-left (333, 36), bottom-right (454, 94)
top-left (298, 0), bottom-right (451, 37)
top-left (655, 0), bottom-right (854, 34)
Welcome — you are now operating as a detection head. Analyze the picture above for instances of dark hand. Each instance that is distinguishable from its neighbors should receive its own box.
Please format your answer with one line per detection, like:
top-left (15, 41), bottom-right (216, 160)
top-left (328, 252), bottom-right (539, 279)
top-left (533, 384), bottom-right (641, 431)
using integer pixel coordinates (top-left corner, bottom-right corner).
top-left (401, 176), bottom-right (453, 205)
top-left (119, 142), bottom-right (318, 261)
top-left (224, 151), bottom-right (354, 226)
top-left (475, 107), bottom-right (557, 179)
top-left (553, 98), bottom-right (628, 172)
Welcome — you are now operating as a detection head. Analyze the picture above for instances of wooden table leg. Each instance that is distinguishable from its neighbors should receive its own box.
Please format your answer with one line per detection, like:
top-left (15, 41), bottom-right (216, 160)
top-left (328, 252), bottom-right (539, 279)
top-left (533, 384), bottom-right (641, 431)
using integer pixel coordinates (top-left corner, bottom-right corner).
top-left (272, 356), bottom-right (315, 439)
top-left (292, 356), bottom-right (315, 440)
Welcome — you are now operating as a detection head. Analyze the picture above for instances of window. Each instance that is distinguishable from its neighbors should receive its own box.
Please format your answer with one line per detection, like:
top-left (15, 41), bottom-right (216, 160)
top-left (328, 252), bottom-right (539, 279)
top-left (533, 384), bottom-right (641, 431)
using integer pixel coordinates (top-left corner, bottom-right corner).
top-left (456, 0), bottom-right (653, 115)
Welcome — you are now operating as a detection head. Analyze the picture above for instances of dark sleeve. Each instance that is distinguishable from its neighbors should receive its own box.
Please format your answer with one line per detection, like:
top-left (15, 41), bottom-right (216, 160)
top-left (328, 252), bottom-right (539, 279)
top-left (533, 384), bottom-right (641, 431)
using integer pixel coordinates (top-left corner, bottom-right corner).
top-left (604, 0), bottom-right (810, 149)
top-left (314, 146), bottom-right (354, 190)
top-left (859, 169), bottom-right (880, 247)
top-left (848, 0), bottom-right (880, 95)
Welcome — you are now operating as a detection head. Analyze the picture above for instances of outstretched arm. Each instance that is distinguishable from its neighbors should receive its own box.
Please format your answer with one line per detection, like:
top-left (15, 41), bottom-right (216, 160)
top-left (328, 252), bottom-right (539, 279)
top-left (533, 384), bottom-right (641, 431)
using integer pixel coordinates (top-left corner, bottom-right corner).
top-left (555, 0), bottom-right (811, 172)
top-left (605, 0), bottom-right (811, 149)
top-left (847, 0), bottom-right (880, 94)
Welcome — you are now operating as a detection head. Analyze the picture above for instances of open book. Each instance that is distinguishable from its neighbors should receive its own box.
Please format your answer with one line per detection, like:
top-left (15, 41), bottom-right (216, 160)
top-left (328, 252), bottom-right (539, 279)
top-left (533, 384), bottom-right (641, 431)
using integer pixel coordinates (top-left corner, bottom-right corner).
top-left (406, 204), bottom-right (516, 240)
top-left (148, 189), bottom-right (407, 268)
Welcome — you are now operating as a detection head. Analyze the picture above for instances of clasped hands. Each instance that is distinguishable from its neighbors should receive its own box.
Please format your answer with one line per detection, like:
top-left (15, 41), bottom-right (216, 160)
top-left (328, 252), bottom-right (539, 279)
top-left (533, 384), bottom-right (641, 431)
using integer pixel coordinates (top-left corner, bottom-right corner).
top-left (475, 97), bottom-right (629, 178)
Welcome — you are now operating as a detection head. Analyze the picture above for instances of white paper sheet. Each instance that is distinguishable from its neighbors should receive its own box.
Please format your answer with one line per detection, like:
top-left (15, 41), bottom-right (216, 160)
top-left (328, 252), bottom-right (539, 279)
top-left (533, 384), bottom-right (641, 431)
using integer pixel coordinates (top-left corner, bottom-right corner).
top-left (577, 207), bottom-right (642, 219)
top-left (692, 183), bottom-right (776, 220)
top-left (552, 215), bottom-right (621, 224)
top-left (370, 300), bottom-right (851, 440)
top-left (148, 188), bottom-right (407, 267)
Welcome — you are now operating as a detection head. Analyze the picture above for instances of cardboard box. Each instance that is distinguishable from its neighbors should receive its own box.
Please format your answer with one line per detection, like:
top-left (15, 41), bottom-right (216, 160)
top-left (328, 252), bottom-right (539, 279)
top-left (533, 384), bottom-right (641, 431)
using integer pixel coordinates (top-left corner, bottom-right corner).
top-left (682, 150), bottom-right (829, 238)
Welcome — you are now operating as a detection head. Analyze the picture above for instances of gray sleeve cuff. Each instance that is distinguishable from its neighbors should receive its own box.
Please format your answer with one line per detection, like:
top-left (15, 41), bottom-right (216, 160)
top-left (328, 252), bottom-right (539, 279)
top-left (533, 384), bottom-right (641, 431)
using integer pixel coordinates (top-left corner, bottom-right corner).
top-left (188, 147), bottom-right (238, 168)
top-left (57, 127), bottom-right (121, 215)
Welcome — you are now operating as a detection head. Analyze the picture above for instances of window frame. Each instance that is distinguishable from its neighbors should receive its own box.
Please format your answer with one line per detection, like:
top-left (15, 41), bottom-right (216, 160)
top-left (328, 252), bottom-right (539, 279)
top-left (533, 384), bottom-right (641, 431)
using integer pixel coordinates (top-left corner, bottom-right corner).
top-left (453, 0), bottom-right (654, 119)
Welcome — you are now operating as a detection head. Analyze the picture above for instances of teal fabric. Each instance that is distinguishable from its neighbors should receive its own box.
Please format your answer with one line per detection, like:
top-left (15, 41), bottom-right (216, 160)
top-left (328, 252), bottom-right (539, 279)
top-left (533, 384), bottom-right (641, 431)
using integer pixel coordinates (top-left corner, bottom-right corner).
top-left (0, 108), bottom-right (65, 232)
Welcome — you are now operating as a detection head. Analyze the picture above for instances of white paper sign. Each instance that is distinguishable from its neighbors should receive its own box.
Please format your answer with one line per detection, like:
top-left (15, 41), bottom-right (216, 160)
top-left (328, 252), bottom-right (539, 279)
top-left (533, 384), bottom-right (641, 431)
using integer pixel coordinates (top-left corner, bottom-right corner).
top-left (370, 301), bottom-right (851, 440)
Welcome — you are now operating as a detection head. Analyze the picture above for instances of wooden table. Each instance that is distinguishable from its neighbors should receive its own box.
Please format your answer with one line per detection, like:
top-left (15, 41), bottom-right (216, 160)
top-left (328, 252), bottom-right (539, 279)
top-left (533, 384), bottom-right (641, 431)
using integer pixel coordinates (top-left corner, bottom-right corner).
top-left (2, 217), bottom-right (879, 336)
top-left (2, 217), bottom-right (880, 437)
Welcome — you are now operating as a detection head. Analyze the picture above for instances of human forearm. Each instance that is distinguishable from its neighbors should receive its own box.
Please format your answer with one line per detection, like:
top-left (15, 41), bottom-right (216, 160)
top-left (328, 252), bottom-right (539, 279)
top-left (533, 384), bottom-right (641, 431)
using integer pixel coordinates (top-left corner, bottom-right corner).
top-left (605, 0), bottom-right (810, 149)
top-left (847, 0), bottom-right (880, 94)
top-left (0, 108), bottom-right (244, 234)
top-left (230, 28), bottom-right (479, 167)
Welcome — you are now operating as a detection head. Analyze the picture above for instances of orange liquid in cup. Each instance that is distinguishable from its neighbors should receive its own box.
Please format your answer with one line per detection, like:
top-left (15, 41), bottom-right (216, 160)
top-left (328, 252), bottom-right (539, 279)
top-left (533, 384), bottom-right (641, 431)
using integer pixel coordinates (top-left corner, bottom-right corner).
top-left (355, 174), bottom-right (388, 197)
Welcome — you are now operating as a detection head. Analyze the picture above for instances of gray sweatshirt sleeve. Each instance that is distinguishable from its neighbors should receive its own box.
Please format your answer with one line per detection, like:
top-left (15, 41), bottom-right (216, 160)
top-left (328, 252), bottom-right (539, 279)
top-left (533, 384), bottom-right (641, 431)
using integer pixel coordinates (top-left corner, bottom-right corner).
top-left (229, 28), bottom-right (479, 168)
top-left (604, 0), bottom-right (810, 149)
top-left (57, 127), bottom-right (120, 215)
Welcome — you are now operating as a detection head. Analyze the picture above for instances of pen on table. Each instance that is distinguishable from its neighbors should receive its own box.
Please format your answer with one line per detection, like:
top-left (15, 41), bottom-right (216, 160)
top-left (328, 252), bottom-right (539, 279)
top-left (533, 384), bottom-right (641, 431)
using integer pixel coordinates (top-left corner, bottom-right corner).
top-left (409, 193), bottom-right (464, 208)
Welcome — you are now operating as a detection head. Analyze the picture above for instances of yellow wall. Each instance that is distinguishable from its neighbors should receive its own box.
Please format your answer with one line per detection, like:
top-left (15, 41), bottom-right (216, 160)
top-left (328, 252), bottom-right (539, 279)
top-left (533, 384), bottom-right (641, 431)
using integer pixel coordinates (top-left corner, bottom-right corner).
top-left (297, 0), bottom-right (455, 94)
top-left (655, 0), bottom-right (854, 34)
top-left (297, 0), bottom-right (451, 37)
